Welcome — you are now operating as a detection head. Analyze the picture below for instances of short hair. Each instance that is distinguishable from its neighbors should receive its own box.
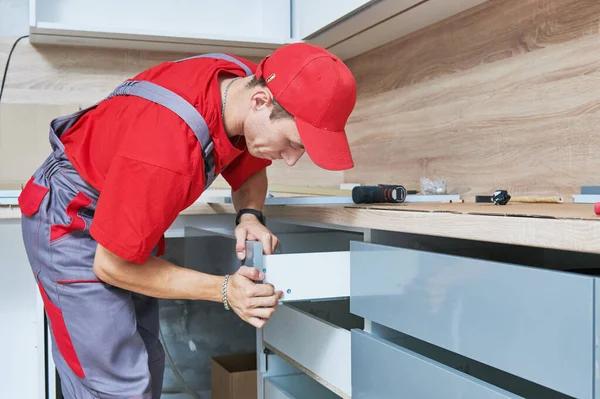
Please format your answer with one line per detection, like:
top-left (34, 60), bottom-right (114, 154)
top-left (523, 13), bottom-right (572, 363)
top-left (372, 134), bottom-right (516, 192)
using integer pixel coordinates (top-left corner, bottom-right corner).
top-left (245, 76), bottom-right (294, 121)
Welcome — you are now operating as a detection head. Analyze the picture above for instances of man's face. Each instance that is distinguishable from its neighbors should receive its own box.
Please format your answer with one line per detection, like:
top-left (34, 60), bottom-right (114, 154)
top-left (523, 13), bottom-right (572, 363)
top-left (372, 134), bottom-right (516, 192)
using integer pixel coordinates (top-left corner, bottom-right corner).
top-left (243, 90), bottom-right (306, 166)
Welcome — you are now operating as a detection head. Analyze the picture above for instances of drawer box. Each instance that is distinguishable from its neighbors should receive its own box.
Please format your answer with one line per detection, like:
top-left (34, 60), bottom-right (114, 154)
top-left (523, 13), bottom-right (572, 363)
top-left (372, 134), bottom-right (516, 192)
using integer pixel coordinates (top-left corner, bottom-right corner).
top-left (350, 241), bottom-right (594, 399)
top-left (262, 303), bottom-right (357, 398)
top-left (264, 374), bottom-right (341, 399)
top-left (352, 330), bottom-right (521, 399)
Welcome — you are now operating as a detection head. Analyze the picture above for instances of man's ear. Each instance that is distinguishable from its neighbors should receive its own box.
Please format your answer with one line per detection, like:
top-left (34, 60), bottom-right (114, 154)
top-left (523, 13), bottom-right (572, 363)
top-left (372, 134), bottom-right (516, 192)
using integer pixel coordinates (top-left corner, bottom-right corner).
top-left (250, 88), bottom-right (273, 111)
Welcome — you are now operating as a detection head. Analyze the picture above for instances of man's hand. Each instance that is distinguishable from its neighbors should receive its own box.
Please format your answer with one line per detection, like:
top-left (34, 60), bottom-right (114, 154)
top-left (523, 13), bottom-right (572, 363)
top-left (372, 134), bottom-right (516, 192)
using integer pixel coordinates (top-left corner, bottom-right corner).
top-left (234, 213), bottom-right (279, 260)
top-left (227, 266), bottom-right (283, 328)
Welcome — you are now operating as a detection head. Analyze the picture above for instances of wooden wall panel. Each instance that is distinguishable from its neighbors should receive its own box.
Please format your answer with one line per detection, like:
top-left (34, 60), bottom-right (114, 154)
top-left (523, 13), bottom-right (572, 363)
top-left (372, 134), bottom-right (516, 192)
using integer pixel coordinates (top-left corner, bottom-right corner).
top-left (345, 0), bottom-right (600, 98)
top-left (0, 39), bottom-right (335, 188)
top-left (0, 104), bottom-right (79, 188)
top-left (344, 0), bottom-right (600, 199)
top-left (0, 39), bottom-right (204, 106)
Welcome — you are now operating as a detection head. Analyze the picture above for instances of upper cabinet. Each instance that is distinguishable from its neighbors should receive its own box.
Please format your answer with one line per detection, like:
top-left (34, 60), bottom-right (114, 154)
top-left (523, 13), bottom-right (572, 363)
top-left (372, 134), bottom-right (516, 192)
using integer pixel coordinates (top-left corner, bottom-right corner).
top-left (29, 0), bottom-right (488, 60)
top-left (29, 0), bottom-right (294, 55)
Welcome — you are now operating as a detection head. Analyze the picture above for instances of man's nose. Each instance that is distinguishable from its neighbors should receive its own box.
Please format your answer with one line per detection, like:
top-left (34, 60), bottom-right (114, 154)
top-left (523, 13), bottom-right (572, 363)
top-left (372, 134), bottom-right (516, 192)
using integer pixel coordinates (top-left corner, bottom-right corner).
top-left (283, 148), bottom-right (305, 166)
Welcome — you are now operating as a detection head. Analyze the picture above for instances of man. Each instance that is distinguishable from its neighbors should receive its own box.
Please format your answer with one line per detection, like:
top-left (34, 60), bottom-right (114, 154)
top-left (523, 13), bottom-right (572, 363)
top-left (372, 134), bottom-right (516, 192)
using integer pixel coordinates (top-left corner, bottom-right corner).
top-left (18, 42), bottom-right (356, 398)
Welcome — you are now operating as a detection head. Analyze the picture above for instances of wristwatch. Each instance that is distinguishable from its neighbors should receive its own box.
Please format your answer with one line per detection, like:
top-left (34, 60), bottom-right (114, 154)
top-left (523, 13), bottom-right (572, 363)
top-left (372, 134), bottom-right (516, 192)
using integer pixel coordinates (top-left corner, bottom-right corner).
top-left (235, 208), bottom-right (266, 226)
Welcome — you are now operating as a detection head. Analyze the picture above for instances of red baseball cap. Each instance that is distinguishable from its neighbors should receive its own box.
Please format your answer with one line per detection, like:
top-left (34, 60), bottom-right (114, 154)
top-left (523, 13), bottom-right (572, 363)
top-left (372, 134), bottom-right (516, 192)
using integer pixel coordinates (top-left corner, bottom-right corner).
top-left (255, 43), bottom-right (357, 171)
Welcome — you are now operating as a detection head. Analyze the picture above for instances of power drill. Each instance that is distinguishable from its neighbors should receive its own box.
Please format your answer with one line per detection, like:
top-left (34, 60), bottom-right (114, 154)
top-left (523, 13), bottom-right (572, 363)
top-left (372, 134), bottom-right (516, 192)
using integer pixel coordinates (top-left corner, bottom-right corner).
top-left (352, 184), bottom-right (408, 204)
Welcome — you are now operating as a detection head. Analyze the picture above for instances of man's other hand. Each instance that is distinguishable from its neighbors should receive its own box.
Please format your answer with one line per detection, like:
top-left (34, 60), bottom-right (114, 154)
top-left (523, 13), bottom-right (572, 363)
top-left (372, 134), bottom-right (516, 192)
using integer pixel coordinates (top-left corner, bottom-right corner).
top-left (234, 214), bottom-right (279, 260)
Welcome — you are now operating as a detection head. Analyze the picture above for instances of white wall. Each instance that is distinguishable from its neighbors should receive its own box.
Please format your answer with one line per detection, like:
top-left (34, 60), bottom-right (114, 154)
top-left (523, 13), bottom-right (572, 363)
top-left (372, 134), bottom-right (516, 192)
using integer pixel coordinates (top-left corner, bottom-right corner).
top-left (0, 0), bottom-right (29, 36)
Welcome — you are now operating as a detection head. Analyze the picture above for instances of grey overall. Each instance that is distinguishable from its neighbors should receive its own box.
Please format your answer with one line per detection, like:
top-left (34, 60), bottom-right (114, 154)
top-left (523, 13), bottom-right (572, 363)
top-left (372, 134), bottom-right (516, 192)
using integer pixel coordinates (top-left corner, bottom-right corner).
top-left (19, 53), bottom-right (251, 398)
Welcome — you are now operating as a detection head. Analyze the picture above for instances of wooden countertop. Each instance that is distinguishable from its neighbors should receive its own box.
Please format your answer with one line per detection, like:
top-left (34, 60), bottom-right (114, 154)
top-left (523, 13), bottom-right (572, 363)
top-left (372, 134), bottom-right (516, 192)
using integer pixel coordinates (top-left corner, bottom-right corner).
top-left (263, 202), bottom-right (600, 255)
top-left (3, 201), bottom-right (600, 254)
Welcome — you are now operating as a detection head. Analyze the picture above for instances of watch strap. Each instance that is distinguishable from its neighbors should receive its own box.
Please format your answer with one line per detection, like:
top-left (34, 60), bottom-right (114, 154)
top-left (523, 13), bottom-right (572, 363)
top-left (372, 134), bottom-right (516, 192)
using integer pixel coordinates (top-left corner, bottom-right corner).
top-left (236, 208), bottom-right (265, 225)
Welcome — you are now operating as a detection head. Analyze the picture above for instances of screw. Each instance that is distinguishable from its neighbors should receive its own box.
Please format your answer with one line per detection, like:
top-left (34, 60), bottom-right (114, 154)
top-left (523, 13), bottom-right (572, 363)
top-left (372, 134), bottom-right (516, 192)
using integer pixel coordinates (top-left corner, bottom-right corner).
top-left (262, 268), bottom-right (267, 273)
top-left (286, 289), bottom-right (291, 294)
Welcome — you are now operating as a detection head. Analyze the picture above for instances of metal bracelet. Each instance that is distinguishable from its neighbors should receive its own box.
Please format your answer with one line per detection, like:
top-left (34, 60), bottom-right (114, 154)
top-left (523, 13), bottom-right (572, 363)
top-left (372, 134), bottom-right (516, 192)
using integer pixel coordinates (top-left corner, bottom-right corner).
top-left (222, 274), bottom-right (231, 311)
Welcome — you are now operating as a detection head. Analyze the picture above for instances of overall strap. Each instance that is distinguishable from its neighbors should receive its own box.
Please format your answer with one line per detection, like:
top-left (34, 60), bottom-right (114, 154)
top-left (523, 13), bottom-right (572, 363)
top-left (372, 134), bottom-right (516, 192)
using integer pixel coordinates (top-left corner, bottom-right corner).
top-left (175, 53), bottom-right (253, 76)
top-left (106, 80), bottom-right (217, 186)
top-left (106, 53), bottom-right (253, 187)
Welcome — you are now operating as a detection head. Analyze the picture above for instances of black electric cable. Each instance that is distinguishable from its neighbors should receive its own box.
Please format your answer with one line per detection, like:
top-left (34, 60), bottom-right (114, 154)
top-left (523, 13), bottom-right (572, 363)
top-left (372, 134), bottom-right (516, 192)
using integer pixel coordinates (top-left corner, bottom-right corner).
top-left (0, 35), bottom-right (29, 104)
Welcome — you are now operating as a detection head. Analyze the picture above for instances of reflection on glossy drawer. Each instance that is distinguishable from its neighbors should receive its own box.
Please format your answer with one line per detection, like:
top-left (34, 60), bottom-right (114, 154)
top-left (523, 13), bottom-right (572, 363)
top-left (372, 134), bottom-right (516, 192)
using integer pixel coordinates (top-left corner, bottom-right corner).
top-left (350, 242), bottom-right (594, 399)
top-left (352, 330), bottom-right (522, 399)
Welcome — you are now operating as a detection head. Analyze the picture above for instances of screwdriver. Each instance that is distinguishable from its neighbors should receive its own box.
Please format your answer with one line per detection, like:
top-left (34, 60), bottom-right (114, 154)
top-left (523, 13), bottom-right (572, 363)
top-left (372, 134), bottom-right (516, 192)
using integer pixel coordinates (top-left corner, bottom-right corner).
top-left (352, 184), bottom-right (413, 204)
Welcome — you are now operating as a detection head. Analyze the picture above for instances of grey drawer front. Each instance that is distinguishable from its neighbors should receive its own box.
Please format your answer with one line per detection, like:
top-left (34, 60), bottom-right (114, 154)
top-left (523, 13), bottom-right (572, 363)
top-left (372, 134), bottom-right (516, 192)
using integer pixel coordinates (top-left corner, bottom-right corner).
top-left (352, 330), bottom-right (521, 399)
top-left (350, 242), bottom-right (594, 399)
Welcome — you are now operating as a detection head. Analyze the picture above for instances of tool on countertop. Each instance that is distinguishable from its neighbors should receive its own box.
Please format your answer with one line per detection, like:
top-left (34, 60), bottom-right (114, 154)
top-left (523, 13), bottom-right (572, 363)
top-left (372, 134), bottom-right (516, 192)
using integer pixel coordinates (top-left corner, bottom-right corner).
top-left (475, 190), bottom-right (511, 205)
top-left (352, 184), bottom-right (412, 204)
top-left (476, 190), bottom-right (563, 205)
top-left (508, 196), bottom-right (564, 203)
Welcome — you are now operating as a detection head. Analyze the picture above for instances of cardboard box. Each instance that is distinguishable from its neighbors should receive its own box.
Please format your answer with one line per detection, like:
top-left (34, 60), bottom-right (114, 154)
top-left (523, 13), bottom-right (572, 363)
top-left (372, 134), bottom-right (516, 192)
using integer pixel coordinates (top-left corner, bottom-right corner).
top-left (211, 352), bottom-right (257, 399)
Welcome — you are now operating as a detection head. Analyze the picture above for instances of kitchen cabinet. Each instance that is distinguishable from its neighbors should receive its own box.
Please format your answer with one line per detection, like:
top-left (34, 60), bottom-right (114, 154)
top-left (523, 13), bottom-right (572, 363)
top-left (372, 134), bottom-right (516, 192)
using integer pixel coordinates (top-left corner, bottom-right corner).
top-left (247, 233), bottom-right (598, 399)
top-left (3, 197), bottom-right (600, 398)
top-left (28, 0), bottom-right (489, 60)
top-left (28, 0), bottom-right (293, 56)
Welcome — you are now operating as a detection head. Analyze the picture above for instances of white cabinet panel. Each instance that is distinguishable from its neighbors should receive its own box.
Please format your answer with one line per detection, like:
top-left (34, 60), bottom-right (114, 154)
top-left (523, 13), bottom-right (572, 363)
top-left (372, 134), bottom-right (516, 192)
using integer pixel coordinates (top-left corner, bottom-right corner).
top-left (263, 304), bottom-right (352, 399)
top-left (0, 220), bottom-right (44, 399)
top-left (33, 0), bottom-right (290, 42)
top-left (29, 0), bottom-right (488, 59)
top-left (30, 0), bottom-right (293, 56)
top-left (291, 0), bottom-right (371, 40)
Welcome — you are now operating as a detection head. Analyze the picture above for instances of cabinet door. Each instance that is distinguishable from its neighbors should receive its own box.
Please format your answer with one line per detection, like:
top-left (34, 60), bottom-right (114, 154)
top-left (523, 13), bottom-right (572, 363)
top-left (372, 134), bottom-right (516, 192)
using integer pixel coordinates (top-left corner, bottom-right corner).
top-left (351, 241), bottom-right (595, 399)
top-left (352, 330), bottom-right (522, 399)
top-left (32, 0), bottom-right (291, 44)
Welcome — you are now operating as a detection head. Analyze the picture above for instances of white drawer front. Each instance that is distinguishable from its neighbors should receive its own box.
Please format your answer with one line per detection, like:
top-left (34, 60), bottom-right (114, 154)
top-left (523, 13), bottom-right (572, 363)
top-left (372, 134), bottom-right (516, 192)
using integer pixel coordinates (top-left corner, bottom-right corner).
top-left (263, 251), bottom-right (350, 301)
top-left (263, 305), bottom-right (351, 398)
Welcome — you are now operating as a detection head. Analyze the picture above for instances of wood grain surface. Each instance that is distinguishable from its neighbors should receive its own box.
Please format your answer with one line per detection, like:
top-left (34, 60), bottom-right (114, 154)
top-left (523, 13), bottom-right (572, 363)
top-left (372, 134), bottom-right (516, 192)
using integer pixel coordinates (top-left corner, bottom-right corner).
top-left (0, 38), bottom-right (334, 188)
top-left (344, 0), bottom-right (600, 200)
top-left (345, 0), bottom-right (600, 97)
top-left (4, 197), bottom-right (600, 254)
top-left (349, 202), bottom-right (599, 220)
top-left (262, 204), bottom-right (600, 255)
top-left (0, 103), bottom-right (80, 185)
top-left (0, 38), bottom-right (196, 106)
top-left (4, 0), bottom-right (600, 200)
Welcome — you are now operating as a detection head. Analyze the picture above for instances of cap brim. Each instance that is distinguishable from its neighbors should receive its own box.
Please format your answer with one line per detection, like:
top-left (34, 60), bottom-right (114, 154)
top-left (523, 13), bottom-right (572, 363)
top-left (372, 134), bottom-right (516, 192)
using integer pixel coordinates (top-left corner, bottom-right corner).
top-left (295, 117), bottom-right (354, 171)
